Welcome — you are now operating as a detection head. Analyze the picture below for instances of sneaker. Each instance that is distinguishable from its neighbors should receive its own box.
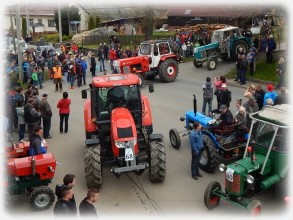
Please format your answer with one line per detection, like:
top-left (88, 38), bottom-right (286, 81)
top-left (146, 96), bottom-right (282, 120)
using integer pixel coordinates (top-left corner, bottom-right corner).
top-left (192, 176), bottom-right (198, 180)
top-left (44, 135), bottom-right (52, 139)
top-left (198, 173), bottom-right (203, 177)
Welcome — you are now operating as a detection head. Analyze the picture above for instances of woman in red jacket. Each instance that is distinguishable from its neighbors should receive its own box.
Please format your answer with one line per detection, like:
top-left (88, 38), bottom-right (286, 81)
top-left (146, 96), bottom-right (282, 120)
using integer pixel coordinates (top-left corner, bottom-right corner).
top-left (57, 92), bottom-right (71, 133)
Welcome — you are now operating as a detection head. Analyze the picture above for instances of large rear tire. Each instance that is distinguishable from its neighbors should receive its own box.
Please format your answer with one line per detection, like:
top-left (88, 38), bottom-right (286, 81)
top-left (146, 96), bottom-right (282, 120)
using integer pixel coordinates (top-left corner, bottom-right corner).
top-left (84, 144), bottom-right (103, 189)
top-left (29, 186), bottom-right (55, 210)
top-left (169, 128), bottom-right (181, 149)
top-left (231, 40), bottom-right (249, 60)
top-left (149, 139), bottom-right (166, 182)
top-left (204, 181), bottom-right (221, 210)
top-left (158, 59), bottom-right (178, 83)
top-left (199, 134), bottom-right (218, 173)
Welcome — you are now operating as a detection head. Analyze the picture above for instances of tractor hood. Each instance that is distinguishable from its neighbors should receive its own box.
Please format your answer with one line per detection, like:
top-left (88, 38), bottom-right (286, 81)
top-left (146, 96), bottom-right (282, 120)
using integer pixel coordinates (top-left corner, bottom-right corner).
top-left (185, 111), bottom-right (213, 128)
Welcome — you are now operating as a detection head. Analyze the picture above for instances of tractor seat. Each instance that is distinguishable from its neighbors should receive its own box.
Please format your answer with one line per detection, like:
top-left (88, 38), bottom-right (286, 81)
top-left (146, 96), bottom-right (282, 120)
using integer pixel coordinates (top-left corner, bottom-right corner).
top-left (213, 125), bottom-right (235, 136)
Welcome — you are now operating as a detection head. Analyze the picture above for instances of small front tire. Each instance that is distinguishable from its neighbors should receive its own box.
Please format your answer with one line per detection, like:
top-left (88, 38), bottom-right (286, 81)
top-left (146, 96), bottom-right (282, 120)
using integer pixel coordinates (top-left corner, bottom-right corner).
top-left (169, 128), bottom-right (181, 149)
top-left (204, 181), bottom-right (221, 210)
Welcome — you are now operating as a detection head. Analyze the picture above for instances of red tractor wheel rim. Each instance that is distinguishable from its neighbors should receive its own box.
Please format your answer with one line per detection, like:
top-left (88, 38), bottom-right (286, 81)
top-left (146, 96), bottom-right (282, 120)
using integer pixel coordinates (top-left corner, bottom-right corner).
top-left (209, 195), bottom-right (220, 205)
top-left (252, 206), bottom-right (261, 216)
top-left (167, 64), bottom-right (177, 77)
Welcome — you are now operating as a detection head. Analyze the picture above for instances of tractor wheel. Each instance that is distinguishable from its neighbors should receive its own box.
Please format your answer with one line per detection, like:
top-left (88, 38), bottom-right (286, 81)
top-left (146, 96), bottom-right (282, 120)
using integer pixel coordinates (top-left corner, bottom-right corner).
top-left (199, 134), bottom-right (217, 173)
top-left (29, 186), bottom-right (55, 210)
top-left (158, 59), bottom-right (178, 83)
top-left (84, 144), bottom-right (103, 189)
top-left (204, 181), bottom-right (221, 210)
top-left (248, 199), bottom-right (262, 216)
top-left (169, 128), bottom-right (181, 149)
top-left (231, 40), bottom-right (249, 60)
top-left (207, 58), bottom-right (217, 71)
top-left (193, 60), bottom-right (203, 68)
top-left (149, 139), bottom-right (166, 182)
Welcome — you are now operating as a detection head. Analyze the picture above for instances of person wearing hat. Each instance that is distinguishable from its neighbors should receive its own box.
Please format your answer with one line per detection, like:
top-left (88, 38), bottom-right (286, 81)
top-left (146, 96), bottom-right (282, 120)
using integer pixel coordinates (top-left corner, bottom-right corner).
top-left (263, 84), bottom-right (278, 107)
top-left (211, 105), bottom-right (233, 133)
top-left (53, 62), bottom-right (63, 92)
top-left (39, 94), bottom-right (53, 139)
top-left (266, 34), bottom-right (276, 63)
top-left (216, 83), bottom-right (232, 109)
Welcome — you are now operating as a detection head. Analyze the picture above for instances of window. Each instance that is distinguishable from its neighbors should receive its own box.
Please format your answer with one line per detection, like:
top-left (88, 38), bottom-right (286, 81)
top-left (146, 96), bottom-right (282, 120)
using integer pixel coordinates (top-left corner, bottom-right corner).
top-left (48, 20), bottom-right (55, 27)
top-left (38, 19), bottom-right (42, 24)
top-left (29, 19), bottom-right (34, 25)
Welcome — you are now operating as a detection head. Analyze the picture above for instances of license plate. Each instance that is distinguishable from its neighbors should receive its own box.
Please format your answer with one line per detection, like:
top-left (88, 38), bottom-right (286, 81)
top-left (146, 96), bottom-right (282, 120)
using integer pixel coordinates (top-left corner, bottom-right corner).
top-left (125, 148), bottom-right (134, 161)
top-left (226, 167), bottom-right (234, 182)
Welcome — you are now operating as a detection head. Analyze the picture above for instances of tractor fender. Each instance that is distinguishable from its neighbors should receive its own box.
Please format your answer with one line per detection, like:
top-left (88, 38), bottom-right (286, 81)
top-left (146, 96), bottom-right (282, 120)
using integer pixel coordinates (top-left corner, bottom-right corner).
top-left (149, 133), bottom-right (164, 141)
top-left (84, 100), bottom-right (96, 133)
top-left (85, 138), bottom-right (100, 146)
top-left (159, 54), bottom-right (177, 62)
top-left (141, 95), bottom-right (152, 127)
top-left (202, 130), bottom-right (221, 150)
top-left (135, 70), bottom-right (146, 79)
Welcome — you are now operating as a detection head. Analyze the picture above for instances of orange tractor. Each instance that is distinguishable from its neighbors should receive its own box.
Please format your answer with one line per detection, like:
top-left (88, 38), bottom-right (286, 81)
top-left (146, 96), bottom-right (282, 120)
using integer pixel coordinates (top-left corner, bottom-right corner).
top-left (113, 40), bottom-right (179, 84)
top-left (81, 73), bottom-right (166, 189)
top-left (5, 138), bottom-right (56, 210)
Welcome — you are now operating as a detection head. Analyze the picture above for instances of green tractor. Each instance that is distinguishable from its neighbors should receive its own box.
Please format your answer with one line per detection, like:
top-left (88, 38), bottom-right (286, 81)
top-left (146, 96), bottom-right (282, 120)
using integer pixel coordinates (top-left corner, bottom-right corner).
top-left (193, 26), bottom-right (252, 70)
top-left (204, 104), bottom-right (291, 215)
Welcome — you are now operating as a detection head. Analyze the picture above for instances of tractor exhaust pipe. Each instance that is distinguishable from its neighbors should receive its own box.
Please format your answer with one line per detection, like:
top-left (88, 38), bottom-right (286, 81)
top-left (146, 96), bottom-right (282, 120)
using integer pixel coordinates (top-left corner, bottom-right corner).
top-left (193, 94), bottom-right (197, 116)
top-left (31, 156), bottom-right (36, 176)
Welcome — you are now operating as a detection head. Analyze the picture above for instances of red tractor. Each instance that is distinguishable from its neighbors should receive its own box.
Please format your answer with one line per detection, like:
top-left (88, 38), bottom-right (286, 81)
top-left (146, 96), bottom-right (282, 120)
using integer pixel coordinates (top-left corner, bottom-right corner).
top-left (5, 139), bottom-right (56, 210)
top-left (81, 73), bottom-right (166, 189)
top-left (113, 40), bottom-right (179, 84)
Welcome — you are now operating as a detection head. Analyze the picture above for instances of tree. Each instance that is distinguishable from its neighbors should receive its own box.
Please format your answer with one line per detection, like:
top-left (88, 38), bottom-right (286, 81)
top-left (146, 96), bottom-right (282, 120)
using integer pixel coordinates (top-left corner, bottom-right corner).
top-left (88, 16), bottom-right (95, 30)
top-left (143, 7), bottom-right (154, 40)
top-left (22, 18), bottom-right (27, 38)
top-left (95, 16), bottom-right (100, 28)
top-left (54, 5), bottom-right (81, 36)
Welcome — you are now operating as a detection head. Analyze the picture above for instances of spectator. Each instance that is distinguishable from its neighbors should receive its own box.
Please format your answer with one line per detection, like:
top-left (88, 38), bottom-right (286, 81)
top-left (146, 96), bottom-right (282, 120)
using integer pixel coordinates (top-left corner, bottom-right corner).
top-left (53, 186), bottom-right (76, 216)
top-left (254, 84), bottom-right (265, 110)
top-left (24, 98), bottom-right (41, 138)
top-left (79, 188), bottom-right (100, 217)
top-left (274, 87), bottom-right (289, 105)
top-left (90, 53), bottom-right (96, 77)
top-left (15, 101), bottom-right (25, 141)
top-left (98, 48), bottom-right (106, 72)
top-left (247, 48), bottom-right (256, 75)
top-left (243, 95), bottom-right (259, 128)
top-left (189, 122), bottom-right (204, 180)
top-left (234, 99), bottom-right (242, 116)
top-left (243, 84), bottom-right (256, 98)
top-left (265, 98), bottom-right (274, 106)
top-left (57, 92), bottom-right (71, 133)
top-left (263, 84), bottom-right (278, 107)
top-left (234, 106), bottom-right (247, 142)
top-left (109, 48), bottom-right (117, 73)
top-left (275, 57), bottom-right (286, 89)
top-left (53, 62), bottom-right (63, 92)
top-left (29, 126), bottom-right (46, 155)
top-left (39, 94), bottom-right (53, 139)
top-left (202, 77), bottom-right (213, 115)
top-left (266, 34), bottom-right (276, 63)
top-left (216, 83), bottom-right (231, 109)
top-left (37, 67), bottom-right (44, 89)
top-left (80, 56), bottom-right (88, 85)
top-left (31, 68), bottom-right (39, 88)
top-left (55, 174), bottom-right (77, 215)
top-left (239, 54), bottom-right (248, 85)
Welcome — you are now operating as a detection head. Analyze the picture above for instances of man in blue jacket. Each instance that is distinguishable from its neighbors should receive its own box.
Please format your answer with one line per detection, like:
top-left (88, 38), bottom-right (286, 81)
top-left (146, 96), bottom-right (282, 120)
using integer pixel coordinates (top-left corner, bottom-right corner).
top-left (189, 122), bottom-right (204, 180)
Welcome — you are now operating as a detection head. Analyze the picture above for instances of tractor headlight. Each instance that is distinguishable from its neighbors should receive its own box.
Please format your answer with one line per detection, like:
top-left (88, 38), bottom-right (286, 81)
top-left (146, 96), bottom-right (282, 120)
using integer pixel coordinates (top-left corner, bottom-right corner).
top-left (246, 175), bottom-right (254, 184)
top-left (219, 163), bottom-right (226, 172)
top-left (115, 141), bottom-right (126, 149)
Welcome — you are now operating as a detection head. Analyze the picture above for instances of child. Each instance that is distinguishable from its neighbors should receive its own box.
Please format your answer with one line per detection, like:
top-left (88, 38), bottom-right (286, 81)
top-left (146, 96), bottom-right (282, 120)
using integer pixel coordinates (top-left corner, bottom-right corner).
top-left (31, 68), bottom-right (38, 88)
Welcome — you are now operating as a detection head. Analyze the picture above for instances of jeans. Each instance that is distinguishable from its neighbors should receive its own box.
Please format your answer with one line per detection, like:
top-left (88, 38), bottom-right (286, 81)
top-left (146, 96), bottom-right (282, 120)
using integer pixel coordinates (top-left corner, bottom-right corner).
top-left (240, 69), bottom-right (246, 84)
top-left (59, 113), bottom-right (69, 133)
top-left (100, 60), bottom-right (105, 71)
top-left (191, 150), bottom-right (200, 177)
top-left (202, 98), bottom-right (213, 115)
top-left (69, 74), bottom-right (75, 87)
top-left (82, 71), bottom-right (86, 85)
top-left (18, 124), bottom-right (25, 141)
top-left (38, 77), bottom-right (43, 88)
top-left (42, 117), bottom-right (51, 138)
top-left (63, 71), bottom-right (68, 84)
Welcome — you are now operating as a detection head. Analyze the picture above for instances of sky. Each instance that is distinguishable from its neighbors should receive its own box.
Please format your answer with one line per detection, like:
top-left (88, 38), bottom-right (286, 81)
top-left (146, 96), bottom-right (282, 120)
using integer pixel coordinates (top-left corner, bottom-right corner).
top-left (0, 0), bottom-right (292, 220)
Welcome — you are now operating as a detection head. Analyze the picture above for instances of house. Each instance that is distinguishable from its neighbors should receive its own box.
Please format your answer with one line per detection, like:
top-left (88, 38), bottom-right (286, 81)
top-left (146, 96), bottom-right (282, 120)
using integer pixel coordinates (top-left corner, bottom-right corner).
top-left (3, 4), bottom-right (58, 36)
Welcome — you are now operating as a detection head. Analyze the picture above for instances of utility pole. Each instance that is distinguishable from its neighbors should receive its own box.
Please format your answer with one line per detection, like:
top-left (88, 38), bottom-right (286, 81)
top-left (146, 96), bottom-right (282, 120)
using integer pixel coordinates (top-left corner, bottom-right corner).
top-left (58, 4), bottom-right (62, 43)
top-left (26, 2), bottom-right (30, 36)
top-left (16, 3), bottom-right (23, 82)
top-left (9, 7), bottom-right (17, 54)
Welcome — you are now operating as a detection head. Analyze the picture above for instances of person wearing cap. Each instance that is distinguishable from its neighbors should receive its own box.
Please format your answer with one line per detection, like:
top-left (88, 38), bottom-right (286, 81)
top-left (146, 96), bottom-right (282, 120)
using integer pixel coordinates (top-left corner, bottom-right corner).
top-left (39, 94), bottom-right (53, 139)
top-left (263, 84), bottom-right (278, 107)
top-left (53, 62), bottom-right (63, 92)
top-left (266, 34), bottom-right (276, 63)
top-left (212, 105), bottom-right (233, 131)
top-left (216, 83), bottom-right (231, 109)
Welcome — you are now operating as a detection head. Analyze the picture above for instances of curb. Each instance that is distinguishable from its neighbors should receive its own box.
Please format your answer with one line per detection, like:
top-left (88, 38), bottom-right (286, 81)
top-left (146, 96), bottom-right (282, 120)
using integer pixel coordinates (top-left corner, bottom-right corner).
top-left (227, 78), bottom-right (274, 90)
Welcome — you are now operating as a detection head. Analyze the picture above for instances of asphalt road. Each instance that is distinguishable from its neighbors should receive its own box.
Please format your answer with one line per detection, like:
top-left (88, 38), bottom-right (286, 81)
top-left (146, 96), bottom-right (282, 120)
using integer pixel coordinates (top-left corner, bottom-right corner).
top-left (5, 59), bottom-right (289, 219)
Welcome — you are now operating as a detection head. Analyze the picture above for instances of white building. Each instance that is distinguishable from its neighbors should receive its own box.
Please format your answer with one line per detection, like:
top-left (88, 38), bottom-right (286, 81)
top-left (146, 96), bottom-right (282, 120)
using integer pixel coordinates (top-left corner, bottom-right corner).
top-left (3, 4), bottom-right (58, 35)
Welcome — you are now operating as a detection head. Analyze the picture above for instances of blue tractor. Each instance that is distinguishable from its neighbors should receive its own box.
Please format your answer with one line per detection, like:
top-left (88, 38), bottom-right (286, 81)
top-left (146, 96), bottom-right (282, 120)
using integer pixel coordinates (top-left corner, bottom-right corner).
top-left (169, 95), bottom-right (247, 173)
top-left (193, 26), bottom-right (252, 71)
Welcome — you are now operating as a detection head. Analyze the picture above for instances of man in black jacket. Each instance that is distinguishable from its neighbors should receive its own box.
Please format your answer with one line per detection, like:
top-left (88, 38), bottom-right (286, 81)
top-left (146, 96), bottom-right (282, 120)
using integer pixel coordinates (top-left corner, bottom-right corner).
top-left (79, 188), bottom-right (100, 217)
top-left (29, 126), bottom-right (46, 155)
top-left (217, 84), bottom-right (232, 109)
top-left (53, 186), bottom-right (76, 216)
top-left (39, 94), bottom-right (52, 139)
top-left (24, 98), bottom-right (41, 138)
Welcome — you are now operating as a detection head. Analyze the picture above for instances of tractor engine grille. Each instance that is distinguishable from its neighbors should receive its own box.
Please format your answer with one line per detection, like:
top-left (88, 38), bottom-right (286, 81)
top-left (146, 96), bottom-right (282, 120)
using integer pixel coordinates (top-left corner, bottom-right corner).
top-left (225, 174), bottom-right (241, 193)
